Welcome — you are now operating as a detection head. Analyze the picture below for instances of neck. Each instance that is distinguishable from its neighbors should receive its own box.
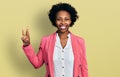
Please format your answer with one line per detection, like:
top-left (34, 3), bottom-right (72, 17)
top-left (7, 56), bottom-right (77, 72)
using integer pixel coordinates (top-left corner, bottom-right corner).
top-left (57, 30), bottom-right (69, 39)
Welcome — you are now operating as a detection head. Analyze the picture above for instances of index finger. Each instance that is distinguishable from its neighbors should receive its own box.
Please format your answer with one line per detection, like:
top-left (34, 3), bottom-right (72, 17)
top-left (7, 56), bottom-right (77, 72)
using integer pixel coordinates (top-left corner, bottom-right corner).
top-left (22, 29), bottom-right (25, 36)
top-left (26, 26), bottom-right (29, 37)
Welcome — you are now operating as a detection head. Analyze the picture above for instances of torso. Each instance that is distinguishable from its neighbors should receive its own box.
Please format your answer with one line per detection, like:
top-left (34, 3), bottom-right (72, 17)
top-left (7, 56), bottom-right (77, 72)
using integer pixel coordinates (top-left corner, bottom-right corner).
top-left (60, 38), bottom-right (68, 48)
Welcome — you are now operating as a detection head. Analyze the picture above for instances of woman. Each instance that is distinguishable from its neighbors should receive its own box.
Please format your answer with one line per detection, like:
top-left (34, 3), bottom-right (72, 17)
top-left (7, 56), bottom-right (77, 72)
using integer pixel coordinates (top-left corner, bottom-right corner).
top-left (21, 3), bottom-right (88, 77)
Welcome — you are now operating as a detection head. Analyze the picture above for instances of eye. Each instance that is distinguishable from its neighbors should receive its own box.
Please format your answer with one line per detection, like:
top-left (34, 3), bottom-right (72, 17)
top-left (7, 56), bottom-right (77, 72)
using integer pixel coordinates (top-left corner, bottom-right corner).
top-left (56, 18), bottom-right (61, 21)
top-left (56, 18), bottom-right (60, 20)
top-left (65, 18), bottom-right (71, 21)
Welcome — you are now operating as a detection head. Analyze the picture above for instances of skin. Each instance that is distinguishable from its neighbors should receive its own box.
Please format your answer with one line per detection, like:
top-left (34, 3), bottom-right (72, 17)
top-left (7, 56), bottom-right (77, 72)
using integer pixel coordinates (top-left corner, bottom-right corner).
top-left (21, 10), bottom-right (72, 48)
top-left (55, 10), bottom-right (72, 48)
top-left (21, 27), bottom-right (30, 47)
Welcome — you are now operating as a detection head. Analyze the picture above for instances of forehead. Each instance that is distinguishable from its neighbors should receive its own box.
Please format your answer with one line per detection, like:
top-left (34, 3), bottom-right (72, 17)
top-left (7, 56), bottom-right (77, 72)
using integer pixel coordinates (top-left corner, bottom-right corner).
top-left (56, 10), bottom-right (70, 17)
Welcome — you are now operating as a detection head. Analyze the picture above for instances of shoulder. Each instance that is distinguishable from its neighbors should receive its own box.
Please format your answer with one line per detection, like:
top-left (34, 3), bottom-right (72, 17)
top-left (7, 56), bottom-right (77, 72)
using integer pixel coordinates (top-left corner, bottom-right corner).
top-left (39, 32), bottom-right (56, 47)
top-left (40, 32), bottom-right (56, 42)
top-left (42, 33), bottom-right (55, 40)
top-left (71, 33), bottom-right (86, 49)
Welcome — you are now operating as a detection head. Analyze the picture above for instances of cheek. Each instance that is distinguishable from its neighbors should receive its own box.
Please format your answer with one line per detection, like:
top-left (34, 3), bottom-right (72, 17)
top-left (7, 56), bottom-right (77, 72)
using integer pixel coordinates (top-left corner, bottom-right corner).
top-left (66, 21), bottom-right (72, 26)
top-left (55, 21), bottom-right (60, 26)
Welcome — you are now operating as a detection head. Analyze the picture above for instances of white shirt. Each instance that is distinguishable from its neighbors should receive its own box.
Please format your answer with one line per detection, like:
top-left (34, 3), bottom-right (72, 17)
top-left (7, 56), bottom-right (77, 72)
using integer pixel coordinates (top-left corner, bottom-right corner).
top-left (53, 33), bottom-right (74, 77)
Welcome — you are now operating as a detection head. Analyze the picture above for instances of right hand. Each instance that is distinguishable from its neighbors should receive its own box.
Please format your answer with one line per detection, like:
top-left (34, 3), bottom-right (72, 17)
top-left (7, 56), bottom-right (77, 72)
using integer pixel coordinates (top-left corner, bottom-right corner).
top-left (21, 27), bottom-right (30, 46)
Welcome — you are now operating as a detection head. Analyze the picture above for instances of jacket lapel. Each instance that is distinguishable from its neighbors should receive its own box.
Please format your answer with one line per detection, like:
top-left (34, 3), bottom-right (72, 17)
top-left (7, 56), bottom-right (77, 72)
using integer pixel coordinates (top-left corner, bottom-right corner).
top-left (48, 32), bottom-right (56, 77)
top-left (70, 33), bottom-right (78, 77)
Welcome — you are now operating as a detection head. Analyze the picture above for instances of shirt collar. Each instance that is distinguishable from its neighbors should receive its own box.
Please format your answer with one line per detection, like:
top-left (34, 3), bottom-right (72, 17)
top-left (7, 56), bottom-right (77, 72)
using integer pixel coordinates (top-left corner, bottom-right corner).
top-left (56, 33), bottom-right (70, 38)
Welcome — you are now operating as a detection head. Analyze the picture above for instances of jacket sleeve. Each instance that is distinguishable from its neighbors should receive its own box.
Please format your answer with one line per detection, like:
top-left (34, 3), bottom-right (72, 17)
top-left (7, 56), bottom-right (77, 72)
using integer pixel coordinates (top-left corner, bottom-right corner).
top-left (22, 38), bottom-right (45, 69)
top-left (81, 39), bottom-right (89, 77)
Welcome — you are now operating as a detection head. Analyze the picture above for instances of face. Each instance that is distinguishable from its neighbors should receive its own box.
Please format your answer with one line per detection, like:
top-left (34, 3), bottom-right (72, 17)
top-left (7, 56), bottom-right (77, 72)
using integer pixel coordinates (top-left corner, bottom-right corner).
top-left (55, 10), bottom-right (72, 33)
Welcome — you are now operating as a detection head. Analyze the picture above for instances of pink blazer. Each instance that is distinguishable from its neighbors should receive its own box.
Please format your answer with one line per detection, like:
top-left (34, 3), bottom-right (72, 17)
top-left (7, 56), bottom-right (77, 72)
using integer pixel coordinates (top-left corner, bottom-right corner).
top-left (23, 32), bottom-right (88, 77)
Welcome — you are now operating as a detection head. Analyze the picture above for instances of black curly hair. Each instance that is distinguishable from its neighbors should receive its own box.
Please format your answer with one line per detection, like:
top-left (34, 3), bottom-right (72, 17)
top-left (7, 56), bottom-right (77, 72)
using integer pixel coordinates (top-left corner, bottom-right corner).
top-left (48, 2), bottom-right (79, 27)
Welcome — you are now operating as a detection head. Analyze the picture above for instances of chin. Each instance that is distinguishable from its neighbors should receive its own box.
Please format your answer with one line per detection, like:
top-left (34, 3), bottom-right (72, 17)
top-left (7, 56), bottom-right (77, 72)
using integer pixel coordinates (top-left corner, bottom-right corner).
top-left (59, 29), bottom-right (68, 33)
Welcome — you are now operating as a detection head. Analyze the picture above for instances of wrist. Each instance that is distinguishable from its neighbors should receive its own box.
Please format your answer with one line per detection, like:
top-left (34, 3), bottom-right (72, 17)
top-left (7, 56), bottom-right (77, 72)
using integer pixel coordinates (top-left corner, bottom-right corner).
top-left (23, 43), bottom-right (30, 47)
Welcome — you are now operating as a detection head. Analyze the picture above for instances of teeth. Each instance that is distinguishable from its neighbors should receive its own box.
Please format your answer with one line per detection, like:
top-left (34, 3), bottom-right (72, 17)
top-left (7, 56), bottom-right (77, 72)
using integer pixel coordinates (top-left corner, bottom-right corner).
top-left (61, 26), bottom-right (66, 29)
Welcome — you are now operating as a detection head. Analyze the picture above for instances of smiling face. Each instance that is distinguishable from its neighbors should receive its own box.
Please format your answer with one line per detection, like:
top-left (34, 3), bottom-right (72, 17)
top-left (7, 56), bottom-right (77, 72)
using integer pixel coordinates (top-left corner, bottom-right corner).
top-left (55, 10), bottom-right (72, 33)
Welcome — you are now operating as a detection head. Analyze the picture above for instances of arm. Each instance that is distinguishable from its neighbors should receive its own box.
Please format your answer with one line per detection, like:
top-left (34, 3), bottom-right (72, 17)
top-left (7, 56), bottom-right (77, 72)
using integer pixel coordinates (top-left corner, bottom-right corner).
top-left (21, 27), bottom-right (44, 69)
top-left (22, 40), bottom-right (44, 69)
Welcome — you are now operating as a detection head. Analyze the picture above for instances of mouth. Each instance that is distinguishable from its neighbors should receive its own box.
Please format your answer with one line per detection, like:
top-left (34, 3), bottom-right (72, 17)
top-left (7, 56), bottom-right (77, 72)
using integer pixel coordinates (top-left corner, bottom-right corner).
top-left (60, 25), bottom-right (66, 30)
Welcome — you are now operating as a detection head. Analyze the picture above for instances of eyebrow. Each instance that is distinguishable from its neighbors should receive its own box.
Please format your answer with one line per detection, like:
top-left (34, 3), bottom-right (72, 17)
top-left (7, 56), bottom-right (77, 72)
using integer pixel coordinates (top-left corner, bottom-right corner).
top-left (56, 16), bottom-right (70, 18)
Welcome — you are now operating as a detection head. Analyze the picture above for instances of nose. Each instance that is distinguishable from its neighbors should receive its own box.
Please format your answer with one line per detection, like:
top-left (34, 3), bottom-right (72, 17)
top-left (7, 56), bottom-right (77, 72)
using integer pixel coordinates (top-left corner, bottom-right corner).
top-left (61, 19), bottom-right (65, 24)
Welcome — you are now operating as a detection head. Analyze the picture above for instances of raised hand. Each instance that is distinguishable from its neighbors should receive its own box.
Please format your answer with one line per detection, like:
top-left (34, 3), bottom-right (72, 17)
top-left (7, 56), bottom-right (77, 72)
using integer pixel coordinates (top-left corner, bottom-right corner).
top-left (21, 27), bottom-right (30, 47)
